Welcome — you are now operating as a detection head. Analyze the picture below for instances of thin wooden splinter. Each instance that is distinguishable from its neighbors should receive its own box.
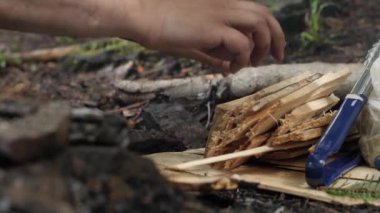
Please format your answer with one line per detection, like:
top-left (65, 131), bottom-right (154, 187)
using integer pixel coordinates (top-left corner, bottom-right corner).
top-left (169, 140), bottom-right (316, 170)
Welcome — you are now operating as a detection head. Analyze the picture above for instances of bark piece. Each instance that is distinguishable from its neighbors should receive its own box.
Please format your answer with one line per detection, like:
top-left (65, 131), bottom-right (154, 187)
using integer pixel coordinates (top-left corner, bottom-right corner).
top-left (115, 74), bottom-right (224, 101)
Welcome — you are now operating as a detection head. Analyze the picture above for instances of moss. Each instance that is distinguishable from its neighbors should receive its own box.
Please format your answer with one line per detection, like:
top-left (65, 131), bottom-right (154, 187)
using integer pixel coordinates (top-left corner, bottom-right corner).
top-left (73, 38), bottom-right (146, 56)
top-left (59, 38), bottom-right (148, 72)
top-left (0, 53), bottom-right (22, 69)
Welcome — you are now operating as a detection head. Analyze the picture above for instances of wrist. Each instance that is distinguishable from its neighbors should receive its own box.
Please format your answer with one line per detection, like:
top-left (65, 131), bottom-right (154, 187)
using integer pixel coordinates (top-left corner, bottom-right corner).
top-left (100, 0), bottom-right (150, 43)
top-left (81, 0), bottom-right (144, 41)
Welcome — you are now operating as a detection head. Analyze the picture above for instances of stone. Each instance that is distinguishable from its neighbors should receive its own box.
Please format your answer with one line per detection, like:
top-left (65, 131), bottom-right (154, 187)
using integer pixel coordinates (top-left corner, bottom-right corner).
top-left (0, 147), bottom-right (207, 213)
top-left (0, 102), bottom-right (71, 163)
top-left (140, 102), bottom-right (208, 150)
top-left (69, 108), bottom-right (129, 147)
top-left (128, 129), bottom-right (186, 154)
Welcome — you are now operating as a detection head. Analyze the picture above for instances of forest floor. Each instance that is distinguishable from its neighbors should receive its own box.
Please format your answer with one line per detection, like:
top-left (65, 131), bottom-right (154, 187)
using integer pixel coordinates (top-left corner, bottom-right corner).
top-left (0, 0), bottom-right (380, 212)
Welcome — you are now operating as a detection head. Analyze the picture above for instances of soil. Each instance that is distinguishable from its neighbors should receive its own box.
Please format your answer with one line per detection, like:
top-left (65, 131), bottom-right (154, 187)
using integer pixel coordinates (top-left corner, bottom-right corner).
top-left (0, 0), bottom-right (380, 212)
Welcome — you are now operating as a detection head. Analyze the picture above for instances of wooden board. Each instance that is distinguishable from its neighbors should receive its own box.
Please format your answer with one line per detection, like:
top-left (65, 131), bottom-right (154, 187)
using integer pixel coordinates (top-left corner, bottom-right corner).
top-left (146, 149), bottom-right (380, 206)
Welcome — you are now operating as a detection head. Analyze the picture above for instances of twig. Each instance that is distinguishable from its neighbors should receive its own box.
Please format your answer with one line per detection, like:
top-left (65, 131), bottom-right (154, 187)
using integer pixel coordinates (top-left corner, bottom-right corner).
top-left (8, 45), bottom-right (79, 62)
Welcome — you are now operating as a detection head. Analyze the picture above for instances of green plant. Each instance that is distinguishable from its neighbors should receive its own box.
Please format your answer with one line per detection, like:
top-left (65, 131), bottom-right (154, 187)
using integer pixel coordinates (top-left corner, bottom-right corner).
top-left (325, 179), bottom-right (380, 201)
top-left (300, 0), bottom-right (333, 49)
top-left (0, 52), bottom-right (22, 69)
top-left (0, 53), bottom-right (7, 69)
top-left (57, 36), bottom-right (76, 45)
top-left (268, 0), bottom-right (280, 11)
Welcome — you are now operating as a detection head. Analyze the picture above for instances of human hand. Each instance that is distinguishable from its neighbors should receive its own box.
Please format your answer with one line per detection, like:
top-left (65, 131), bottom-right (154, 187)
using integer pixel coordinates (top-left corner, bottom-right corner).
top-left (130, 0), bottom-right (286, 74)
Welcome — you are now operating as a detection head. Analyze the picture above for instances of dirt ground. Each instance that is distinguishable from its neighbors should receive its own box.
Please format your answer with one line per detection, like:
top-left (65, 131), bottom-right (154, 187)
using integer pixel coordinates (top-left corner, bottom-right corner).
top-left (1, 0), bottom-right (380, 212)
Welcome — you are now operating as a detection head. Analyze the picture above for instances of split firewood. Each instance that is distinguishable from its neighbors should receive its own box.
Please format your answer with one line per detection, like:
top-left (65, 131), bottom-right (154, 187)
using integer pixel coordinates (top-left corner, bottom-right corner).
top-left (247, 69), bottom-right (351, 138)
top-left (115, 74), bottom-right (224, 101)
top-left (205, 73), bottom-right (322, 157)
top-left (268, 127), bottom-right (324, 146)
top-left (191, 68), bottom-right (355, 171)
top-left (206, 69), bottom-right (351, 160)
top-left (261, 147), bottom-right (310, 160)
top-left (222, 134), bottom-right (270, 170)
top-left (224, 111), bottom-right (336, 169)
top-left (290, 111), bottom-right (337, 132)
top-left (284, 94), bottom-right (338, 125)
top-left (274, 96), bottom-right (339, 136)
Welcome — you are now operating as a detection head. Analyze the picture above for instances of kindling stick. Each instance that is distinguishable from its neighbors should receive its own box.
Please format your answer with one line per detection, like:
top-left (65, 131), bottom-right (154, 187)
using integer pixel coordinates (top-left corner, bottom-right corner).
top-left (169, 140), bottom-right (316, 170)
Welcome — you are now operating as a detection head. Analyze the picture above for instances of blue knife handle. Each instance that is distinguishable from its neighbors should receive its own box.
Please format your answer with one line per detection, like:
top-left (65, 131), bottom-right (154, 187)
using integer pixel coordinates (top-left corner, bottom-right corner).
top-left (306, 94), bottom-right (367, 187)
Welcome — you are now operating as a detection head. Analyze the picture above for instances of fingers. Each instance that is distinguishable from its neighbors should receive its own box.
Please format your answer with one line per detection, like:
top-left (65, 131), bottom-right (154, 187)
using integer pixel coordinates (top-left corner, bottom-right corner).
top-left (183, 26), bottom-right (253, 74)
top-left (244, 2), bottom-right (286, 62)
top-left (227, 10), bottom-right (271, 65)
top-left (227, 1), bottom-right (286, 64)
top-left (219, 28), bottom-right (253, 72)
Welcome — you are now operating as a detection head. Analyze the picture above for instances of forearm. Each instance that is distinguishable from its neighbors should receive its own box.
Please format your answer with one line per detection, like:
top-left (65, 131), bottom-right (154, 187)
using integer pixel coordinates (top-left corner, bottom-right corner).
top-left (0, 0), bottom-right (142, 39)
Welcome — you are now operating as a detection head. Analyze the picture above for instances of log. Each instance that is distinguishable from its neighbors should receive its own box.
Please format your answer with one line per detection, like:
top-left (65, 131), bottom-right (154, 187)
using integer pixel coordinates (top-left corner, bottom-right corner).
top-left (115, 63), bottom-right (363, 103)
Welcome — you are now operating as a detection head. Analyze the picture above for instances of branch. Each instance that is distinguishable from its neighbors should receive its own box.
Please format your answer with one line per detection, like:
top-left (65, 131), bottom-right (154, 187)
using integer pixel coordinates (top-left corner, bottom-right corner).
top-left (115, 62), bottom-right (363, 103)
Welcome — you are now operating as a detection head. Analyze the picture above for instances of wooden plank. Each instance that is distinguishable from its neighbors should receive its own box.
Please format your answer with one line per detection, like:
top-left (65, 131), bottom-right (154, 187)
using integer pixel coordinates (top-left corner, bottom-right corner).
top-left (147, 149), bottom-right (380, 206)
top-left (235, 166), bottom-right (377, 205)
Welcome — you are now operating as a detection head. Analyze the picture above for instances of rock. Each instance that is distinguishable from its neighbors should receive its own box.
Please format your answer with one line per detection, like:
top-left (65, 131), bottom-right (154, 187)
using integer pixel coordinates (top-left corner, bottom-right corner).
top-left (3, 163), bottom-right (75, 213)
top-left (0, 147), bottom-right (207, 212)
top-left (0, 102), bottom-right (71, 163)
top-left (0, 99), bottom-right (39, 120)
top-left (69, 108), bottom-right (129, 147)
top-left (128, 129), bottom-right (186, 154)
top-left (140, 102), bottom-right (208, 150)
